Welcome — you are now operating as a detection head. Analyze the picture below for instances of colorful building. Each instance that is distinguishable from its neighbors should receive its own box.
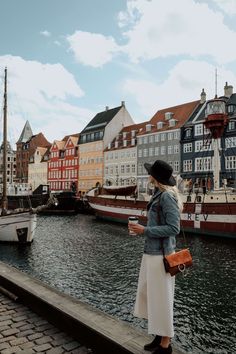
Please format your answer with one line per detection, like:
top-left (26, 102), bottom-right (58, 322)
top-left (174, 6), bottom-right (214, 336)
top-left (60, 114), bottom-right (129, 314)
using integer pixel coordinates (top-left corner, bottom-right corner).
top-left (78, 102), bottom-right (134, 192)
top-left (16, 121), bottom-right (50, 183)
top-left (48, 134), bottom-right (79, 192)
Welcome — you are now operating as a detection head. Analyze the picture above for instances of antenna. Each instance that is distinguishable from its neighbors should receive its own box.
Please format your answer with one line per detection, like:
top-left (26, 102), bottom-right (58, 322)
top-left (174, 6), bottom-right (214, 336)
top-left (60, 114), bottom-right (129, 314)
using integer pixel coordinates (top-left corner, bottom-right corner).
top-left (215, 68), bottom-right (218, 98)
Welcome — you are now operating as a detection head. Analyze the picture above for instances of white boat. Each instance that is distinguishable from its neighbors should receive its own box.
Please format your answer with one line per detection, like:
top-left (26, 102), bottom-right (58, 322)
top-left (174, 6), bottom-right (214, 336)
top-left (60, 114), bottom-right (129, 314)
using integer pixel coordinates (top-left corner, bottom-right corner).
top-left (0, 68), bottom-right (37, 243)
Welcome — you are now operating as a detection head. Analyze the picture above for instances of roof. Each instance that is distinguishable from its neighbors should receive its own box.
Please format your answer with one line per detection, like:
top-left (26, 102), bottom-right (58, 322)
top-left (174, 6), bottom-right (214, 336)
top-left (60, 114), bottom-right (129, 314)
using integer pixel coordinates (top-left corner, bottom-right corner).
top-left (17, 120), bottom-right (33, 144)
top-left (226, 93), bottom-right (236, 105)
top-left (51, 140), bottom-right (66, 150)
top-left (81, 106), bottom-right (122, 133)
top-left (134, 100), bottom-right (200, 135)
top-left (104, 121), bottom-right (148, 152)
top-left (62, 133), bottom-right (80, 142)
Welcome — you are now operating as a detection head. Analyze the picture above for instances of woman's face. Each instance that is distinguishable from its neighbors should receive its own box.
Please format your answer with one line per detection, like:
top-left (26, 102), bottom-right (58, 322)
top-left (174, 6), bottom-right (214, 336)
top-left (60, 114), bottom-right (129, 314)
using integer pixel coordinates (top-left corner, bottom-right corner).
top-left (149, 175), bottom-right (156, 185)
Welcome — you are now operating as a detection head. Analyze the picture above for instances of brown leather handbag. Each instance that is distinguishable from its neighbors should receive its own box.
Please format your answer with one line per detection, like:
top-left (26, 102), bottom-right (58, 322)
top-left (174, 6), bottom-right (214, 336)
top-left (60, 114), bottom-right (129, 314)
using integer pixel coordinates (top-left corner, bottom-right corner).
top-left (163, 249), bottom-right (193, 276)
top-left (157, 194), bottom-right (193, 276)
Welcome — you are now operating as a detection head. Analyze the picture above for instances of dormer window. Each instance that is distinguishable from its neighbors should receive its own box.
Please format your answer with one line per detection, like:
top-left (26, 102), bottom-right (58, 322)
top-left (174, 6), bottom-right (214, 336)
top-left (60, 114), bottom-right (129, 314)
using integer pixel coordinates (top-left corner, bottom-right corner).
top-left (123, 140), bottom-right (127, 147)
top-left (115, 141), bottom-right (119, 148)
top-left (131, 130), bottom-right (136, 138)
top-left (123, 132), bottom-right (127, 139)
top-left (131, 138), bottom-right (135, 146)
top-left (146, 124), bottom-right (152, 132)
top-left (165, 112), bottom-right (174, 120)
top-left (157, 122), bottom-right (164, 129)
top-left (228, 105), bottom-right (235, 114)
top-left (169, 119), bottom-right (176, 127)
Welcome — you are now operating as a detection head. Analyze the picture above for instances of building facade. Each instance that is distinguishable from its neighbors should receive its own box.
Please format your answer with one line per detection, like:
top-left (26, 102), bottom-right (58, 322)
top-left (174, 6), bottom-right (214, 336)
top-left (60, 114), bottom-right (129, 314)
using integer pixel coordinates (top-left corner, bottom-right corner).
top-left (0, 141), bottom-right (16, 185)
top-left (136, 100), bottom-right (200, 193)
top-left (104, 122), bottom-right (146, 186)
top-left (78, 102), bottom-right (134, 192)
top-left (47, 135), bottom-right (79, 192)
top-left (181, 83), bottom-right (236, 189)
top-left (16, 121), bottom-right (50, 183)
top-left (28, 147), bottom-right (49, 190)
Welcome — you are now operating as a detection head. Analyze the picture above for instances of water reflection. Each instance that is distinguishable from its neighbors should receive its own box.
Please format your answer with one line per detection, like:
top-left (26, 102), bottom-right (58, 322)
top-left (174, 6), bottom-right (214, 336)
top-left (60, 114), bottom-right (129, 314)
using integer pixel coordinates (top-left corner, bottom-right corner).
top-left (0, 215), bottom-right (235, 354)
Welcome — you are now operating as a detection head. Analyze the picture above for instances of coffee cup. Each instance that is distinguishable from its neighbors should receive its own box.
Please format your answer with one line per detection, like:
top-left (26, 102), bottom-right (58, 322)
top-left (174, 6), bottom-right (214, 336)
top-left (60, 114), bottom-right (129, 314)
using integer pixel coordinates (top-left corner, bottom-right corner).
top-left (128, 216), bottom-right (139, 236)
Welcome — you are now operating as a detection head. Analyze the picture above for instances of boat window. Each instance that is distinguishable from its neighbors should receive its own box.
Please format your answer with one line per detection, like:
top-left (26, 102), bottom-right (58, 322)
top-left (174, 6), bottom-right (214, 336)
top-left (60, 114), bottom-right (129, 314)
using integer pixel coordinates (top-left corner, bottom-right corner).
top-left (196, 196), bottom-right (202, 202)
top-left (187, 196), bottom-right (191, 202)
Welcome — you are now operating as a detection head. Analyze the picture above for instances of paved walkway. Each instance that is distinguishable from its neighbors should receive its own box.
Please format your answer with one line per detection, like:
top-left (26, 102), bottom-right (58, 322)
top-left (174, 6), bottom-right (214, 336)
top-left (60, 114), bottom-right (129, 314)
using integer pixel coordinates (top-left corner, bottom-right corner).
top-left (0, 292), bottom-right (92, 354)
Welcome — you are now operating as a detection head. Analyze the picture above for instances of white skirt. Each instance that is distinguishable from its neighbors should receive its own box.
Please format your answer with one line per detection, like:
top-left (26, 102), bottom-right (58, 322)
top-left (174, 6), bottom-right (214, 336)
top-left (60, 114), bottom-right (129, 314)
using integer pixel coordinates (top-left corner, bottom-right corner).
top-left (134, 254), bottom-right (175, 337)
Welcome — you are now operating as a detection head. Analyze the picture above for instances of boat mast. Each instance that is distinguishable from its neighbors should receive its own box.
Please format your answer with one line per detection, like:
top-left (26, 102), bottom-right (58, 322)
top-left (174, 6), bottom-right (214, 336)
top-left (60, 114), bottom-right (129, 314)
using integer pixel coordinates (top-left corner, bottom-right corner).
top-left (1, 67), bottom-right (8, 215)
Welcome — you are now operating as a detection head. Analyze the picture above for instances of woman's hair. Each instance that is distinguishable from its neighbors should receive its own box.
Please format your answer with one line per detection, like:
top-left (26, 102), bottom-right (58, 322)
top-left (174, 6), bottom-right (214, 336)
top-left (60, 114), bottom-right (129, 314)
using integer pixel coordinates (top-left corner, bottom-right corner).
top-left (156, 182), bottom-right (183, 212)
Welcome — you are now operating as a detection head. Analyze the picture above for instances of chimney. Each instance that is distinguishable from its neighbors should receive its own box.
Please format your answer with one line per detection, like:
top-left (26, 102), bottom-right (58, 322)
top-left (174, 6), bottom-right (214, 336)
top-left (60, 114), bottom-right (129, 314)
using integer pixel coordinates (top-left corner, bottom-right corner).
top-left (105, 106), bottom-right (109, 111)
top-left (200, 88), bottom-right (206, 104)
top-left (121, 101), bottom-right (125, 107)
top-left (224, 82), bottom-right (233, 98)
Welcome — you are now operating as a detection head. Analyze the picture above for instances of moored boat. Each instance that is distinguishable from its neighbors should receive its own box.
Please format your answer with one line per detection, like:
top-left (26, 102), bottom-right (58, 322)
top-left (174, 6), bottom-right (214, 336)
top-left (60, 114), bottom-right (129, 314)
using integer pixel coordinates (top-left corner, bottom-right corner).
top-left (87, 96), bottom-right (236, 239)
top-left (0, 68), bottom-right (37, 243)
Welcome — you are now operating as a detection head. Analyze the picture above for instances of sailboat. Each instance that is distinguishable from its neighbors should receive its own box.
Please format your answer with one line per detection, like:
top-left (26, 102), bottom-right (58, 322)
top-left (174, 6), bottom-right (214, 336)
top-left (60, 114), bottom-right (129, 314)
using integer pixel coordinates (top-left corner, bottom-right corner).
top-left (87, 97), bottom-right (236, 239)
top-left (0, 68), bottom-right (37, 243)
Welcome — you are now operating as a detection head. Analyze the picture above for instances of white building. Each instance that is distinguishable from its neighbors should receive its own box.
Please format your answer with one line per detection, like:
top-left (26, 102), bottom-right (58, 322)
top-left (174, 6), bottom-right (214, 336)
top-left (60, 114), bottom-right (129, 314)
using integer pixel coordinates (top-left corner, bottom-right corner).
top-left (28, 147), bottom-right (49, 191)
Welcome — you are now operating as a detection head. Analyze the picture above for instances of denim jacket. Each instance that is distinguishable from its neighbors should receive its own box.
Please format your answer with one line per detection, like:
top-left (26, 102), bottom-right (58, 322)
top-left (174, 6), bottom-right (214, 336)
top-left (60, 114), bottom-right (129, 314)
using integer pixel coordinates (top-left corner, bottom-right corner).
top-left (143, 188), bottom-right (180, 255)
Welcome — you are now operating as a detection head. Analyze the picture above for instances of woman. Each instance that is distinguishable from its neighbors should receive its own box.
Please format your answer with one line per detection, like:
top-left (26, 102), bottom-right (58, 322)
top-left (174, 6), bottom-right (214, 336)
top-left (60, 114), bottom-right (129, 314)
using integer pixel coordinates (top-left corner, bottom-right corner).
top-left (128, 160), bottom-right (183, 354)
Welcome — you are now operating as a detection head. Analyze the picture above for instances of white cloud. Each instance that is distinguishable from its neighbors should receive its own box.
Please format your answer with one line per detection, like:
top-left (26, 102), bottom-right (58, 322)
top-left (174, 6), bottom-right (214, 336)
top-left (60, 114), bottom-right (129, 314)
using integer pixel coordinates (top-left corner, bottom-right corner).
top-left (211, 0), bottom-right (236, 15)
top-left (67, 0), bottom-right (236, 68)
top-left (40, 30), bottom-right (51, 37)
top-left (54, 40), bottom-right (61, 46)
top-left (67, 31), bottom-right (120, 67)
top-left (0, 55), bottom-right (94, 144)
top-left (122, 60), bottom-right (236, 118)
top-left (120, 0), bottom-right (236, 64)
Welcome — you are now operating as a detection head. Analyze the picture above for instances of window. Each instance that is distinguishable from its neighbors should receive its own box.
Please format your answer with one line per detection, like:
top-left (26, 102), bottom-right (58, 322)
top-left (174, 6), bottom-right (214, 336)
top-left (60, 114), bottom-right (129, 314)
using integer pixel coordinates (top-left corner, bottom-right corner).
top-left (168, 146), bottom-right (173, 154)
top-left (161, 133), bottom-right (166, 141)
top-left (149, 147), bottom-right (154, 156)
top-left (155, 134), bottom-right (160, 142)
top-left (195, 140), bottom-right (211, 152)
top-left (168, 132), bottom-right (173, 140)
top-left (226, 156), bottom-right (236, 169)
top-left (228, 105), bottom-right (235, 114)
top-left (183, 143), bottom-right (192, 153)
top-left (174, 145), bottom-right (179, 154)
top-left (121, 165), bottom-right (125, 173)
top-left (195, 157), bottom-right (212, 171)
top-left (149, 135), bottom-right (154, 143)
top-left (143, 136), bottom-right (148, 144)
top-left (225, 137), bottom-right (236, 148)
top-left (183, 160), bottom-right (192, 172)
top-left (157, 122), bottom-right (163, 129)
top-left (138, 149), bottom-right (142, 157)
top-left (228, 121), bottom-right (235, 130)
top-left (174, 131), bottom-right (179, 139)
top-left (195, 124), bottom-right (203, 136)
top-left (161, 146), bottom-right (166, 155)
top-left (155, 146), bottom-right (159, 156)
top-left (185, 129), bottom-right (191, 138)
top-left (131, 164), bottom-right (135, 173)
top-left (174, 161), bottom-right (179, 173)
top-left (143, 148), bottom-right (148, 157)
top-left (138, 137), bottom-right (142, 145)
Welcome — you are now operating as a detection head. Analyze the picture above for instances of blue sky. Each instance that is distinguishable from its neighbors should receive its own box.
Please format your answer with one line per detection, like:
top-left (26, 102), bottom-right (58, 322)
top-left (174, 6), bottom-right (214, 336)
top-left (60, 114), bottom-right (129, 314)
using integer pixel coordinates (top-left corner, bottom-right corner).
top-left (0, 0), bottom-right (236, 145)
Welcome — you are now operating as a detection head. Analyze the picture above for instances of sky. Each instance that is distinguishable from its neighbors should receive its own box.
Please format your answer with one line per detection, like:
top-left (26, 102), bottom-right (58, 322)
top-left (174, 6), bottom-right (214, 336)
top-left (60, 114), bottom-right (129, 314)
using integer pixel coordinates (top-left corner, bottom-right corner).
top-left (0, 0), bottom-right (236, 146)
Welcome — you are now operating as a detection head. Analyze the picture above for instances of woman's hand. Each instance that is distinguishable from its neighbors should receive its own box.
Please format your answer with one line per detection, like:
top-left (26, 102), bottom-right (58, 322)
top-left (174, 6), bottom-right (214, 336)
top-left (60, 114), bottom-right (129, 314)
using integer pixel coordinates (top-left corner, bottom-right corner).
top-left (128, 223), bottom-right (145, 235)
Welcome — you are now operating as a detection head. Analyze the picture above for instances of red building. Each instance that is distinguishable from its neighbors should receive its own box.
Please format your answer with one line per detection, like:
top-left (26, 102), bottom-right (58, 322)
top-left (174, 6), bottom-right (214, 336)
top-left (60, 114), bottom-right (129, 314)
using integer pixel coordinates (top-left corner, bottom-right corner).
top-left (16, 121), bottom-right (51, 183)
top-left (48, 134), bottom-right (79, 192)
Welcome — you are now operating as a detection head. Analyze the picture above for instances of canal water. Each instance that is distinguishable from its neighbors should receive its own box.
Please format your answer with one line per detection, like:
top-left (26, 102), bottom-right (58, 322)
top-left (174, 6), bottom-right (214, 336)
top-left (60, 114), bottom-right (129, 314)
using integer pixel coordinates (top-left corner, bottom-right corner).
top-left (0, 214), bottom-right (235, 354)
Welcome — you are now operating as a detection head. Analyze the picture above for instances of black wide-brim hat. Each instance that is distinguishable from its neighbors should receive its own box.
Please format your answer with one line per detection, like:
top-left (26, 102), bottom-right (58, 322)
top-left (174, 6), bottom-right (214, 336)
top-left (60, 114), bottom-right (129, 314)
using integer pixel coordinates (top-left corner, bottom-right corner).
top-left (144, 160), bottom-right (176, 186)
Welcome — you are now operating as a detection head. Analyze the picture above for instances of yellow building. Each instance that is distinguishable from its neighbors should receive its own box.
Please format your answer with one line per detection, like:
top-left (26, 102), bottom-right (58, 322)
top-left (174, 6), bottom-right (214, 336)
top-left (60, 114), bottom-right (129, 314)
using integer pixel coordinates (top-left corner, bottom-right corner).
top-left (78, 102), bottom-right (134, 193)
